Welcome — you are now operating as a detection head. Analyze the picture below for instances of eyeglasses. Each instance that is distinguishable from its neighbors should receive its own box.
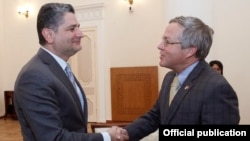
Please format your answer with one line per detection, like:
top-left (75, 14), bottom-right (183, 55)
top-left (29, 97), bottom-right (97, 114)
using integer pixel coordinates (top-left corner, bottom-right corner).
top-left (162, 39), bottom-right (182, 47)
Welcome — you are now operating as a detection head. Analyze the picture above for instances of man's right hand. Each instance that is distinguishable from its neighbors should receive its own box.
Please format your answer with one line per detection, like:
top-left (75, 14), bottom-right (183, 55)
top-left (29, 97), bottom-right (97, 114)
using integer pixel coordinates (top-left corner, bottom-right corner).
top-left (107, 126), bottom-right (129, 141)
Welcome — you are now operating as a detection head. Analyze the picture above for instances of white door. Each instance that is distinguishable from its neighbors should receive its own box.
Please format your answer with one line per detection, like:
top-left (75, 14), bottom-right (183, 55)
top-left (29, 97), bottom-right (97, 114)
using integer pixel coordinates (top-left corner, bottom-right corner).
top-left (70, 27), bottom-right (97, 122)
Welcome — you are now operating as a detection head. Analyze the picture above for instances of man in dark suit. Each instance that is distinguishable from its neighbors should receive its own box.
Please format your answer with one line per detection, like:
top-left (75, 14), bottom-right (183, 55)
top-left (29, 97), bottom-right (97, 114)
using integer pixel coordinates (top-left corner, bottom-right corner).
top-left (14, 3), bottom-right (118, 141)
top-left (116, 16), bottom-right (240, 140)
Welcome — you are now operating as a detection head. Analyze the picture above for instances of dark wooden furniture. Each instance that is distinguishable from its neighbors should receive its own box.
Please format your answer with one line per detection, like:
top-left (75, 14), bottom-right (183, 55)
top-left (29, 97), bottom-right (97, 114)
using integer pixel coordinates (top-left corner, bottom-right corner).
top-left (110, 66), bottom-right (158, 122)
top-left (4, 90), bottom-right (17, 119)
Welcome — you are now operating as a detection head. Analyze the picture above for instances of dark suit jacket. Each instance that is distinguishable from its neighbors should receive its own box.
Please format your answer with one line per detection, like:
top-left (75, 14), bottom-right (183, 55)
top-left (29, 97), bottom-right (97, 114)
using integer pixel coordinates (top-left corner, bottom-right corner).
top-left (125, 60), bottom-right (240, 140)
top-left (14, 48), bottom-right (103, 141)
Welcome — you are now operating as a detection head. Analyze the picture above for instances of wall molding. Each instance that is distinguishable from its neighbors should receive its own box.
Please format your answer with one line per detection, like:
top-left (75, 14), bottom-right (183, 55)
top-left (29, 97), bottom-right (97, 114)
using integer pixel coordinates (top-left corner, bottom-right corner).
top-left (75, 3), bottom-right (104, 22)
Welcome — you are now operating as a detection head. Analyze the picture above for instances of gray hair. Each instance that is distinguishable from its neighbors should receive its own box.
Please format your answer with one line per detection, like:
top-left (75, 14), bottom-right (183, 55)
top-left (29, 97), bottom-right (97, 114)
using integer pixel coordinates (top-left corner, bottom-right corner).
top-left (169, 16), bottom-right (214, 60)
top-left (37, 3), bottom-right (75, 45)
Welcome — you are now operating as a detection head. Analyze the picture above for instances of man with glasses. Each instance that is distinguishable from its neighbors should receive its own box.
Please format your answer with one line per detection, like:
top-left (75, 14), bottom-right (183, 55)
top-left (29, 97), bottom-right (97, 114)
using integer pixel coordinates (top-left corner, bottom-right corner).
top-left (115, 16), bottom-right (240, 141)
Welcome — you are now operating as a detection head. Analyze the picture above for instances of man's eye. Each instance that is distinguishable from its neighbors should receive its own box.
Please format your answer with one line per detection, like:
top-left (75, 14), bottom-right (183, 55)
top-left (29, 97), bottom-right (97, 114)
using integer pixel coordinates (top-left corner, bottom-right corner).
top-left (70, 28), bottom-right (75, 31)
top-left (165, 40), bottom-right (173, 45)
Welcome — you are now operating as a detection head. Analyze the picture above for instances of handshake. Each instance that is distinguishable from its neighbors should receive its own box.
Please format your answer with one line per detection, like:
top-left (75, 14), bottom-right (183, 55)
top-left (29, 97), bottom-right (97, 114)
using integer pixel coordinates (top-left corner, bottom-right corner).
top-left (107, 126), bottom-right (129, 141)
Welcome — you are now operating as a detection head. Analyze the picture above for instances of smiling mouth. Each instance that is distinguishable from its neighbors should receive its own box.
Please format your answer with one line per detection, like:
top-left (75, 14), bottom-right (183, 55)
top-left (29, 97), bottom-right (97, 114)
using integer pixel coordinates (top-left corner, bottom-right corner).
top-left (72, 40), bottom-right (81, 44)
top-left (159, 56), bottom-right (163, 60)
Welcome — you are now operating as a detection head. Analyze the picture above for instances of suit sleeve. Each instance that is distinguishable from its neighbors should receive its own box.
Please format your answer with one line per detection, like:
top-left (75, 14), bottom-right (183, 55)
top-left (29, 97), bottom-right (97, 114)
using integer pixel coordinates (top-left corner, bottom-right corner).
top-left (14, 69), bottom-right (104, 141)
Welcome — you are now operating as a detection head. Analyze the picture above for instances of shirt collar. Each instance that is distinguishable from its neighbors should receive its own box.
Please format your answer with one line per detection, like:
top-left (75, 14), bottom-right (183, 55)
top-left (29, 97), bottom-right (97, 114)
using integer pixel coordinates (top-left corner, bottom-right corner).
top-left (41, 47), bottom-right (68, 70)
top-left (177, 61), bottom-right (199, 85)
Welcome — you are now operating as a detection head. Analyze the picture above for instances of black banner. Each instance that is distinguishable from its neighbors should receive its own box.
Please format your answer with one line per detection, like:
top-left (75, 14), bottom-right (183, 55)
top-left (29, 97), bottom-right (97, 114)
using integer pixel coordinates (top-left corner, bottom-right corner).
top-left (159, 125), bottom-right (250, 140)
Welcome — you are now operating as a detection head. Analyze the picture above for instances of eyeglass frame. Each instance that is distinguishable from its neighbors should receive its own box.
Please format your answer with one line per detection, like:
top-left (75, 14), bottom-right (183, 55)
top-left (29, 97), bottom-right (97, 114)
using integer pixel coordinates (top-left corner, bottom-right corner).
top-left (163, 38), bottom-right (182, 46)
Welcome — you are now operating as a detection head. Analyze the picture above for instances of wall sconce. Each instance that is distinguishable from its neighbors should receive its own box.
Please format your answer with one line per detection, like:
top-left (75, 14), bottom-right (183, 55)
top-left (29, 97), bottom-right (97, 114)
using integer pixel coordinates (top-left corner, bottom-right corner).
top-left (18, 10), bottom-right (29, 18)
top-left (128, 0), bottom-right (134, 12)
top-left (17, 4), bottom-right (31, 18)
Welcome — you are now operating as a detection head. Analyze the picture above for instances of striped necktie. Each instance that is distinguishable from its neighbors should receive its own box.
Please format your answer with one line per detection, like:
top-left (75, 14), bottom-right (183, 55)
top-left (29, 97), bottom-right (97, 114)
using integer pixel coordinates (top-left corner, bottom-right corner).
top-left (65, 64), bottom-right (84, 111)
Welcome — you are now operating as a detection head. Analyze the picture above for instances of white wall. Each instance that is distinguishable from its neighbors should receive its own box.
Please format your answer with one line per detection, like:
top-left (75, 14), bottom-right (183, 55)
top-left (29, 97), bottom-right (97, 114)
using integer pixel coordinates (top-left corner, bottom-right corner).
top-left (0, 0), bottom-right (249, 124)
top-left (211, 0), bottom-right (250, 124)
top-left (0, 0), bottom-right (4, 115)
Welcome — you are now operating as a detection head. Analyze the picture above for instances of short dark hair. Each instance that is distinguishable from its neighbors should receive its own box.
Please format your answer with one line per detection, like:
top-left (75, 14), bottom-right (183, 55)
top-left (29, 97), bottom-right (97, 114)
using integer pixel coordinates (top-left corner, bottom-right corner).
top-left (37, 3), bottom-right (75, 45)
top-left (209, 60), bottom-right (223, 75)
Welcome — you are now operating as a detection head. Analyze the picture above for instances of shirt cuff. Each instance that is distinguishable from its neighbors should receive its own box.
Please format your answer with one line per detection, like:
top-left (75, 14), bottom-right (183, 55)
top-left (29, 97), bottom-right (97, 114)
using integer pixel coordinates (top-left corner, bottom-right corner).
top-left (101, 132), bottom-right (111, 141)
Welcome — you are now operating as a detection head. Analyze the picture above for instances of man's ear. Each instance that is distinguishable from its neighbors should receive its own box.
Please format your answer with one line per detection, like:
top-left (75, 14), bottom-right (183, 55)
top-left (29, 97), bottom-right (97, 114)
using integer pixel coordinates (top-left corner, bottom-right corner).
top-left (41, 28), bottom-right (54, 43)
top-left (186, 47), bottom-right (197, 58)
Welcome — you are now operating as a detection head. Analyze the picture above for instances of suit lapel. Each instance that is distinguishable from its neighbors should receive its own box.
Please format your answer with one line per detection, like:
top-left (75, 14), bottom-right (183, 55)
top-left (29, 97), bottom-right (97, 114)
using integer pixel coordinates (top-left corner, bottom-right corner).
top-left (37, 48), bottom-right (85, 118)
top-left (74, 76), bottom-right (88, 123)
top-left (165, 61), bottom-right (206, 123)
top-left (166, 80), bottom-right (194, 123)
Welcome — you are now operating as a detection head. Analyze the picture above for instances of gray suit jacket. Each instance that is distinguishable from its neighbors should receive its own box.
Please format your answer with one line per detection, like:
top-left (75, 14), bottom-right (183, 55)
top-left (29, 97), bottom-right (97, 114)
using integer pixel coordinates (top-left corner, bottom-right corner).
top-left (14, 48), bottom-right (103, 141)
top-left (125, 60), bottom-right (240, 140)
